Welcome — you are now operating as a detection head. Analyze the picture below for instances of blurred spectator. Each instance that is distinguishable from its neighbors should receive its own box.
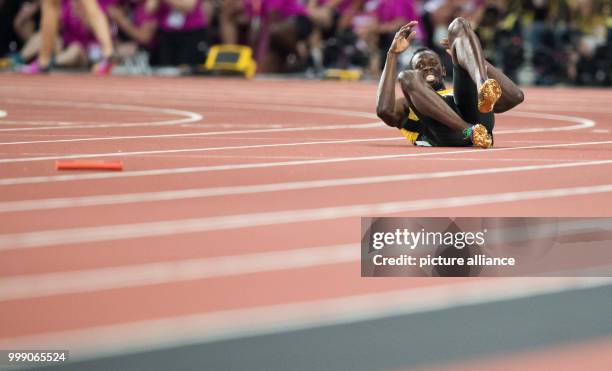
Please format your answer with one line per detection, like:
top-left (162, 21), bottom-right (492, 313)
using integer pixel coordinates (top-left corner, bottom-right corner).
top-left (316, 0), bottom-right (367, 69)
top-left (108, 0), bottom-right (157, 49)
top-left (420, 0), bottom-right (485, 76)
top-left (477, 0), bottom-right (524, 82)
top-left (523, 0), bottom-right (569, 84)
top-left (148, 0), bottom-right (208, 67)
top-left (61, 0), bottom-right (103, 66)
top-left (304, 0), bottom-right (338, 71)
top-left (16, 0), bottom-right (107, 69)
top-left (18, 0), bottom-right (115, 74)
top-left (105, 0), bottom-right (158, 73)
top-left (2, 1), bottom-right (40, 65)
top-left (221, 0), bottom-right (315, 73)
top-left (219, 0), bottom-right (245, 44)
top-left (421, 0), bottom-right (484, 48)
top-left (1, 0), bottom-right (34, 57)
top-left (355, 0), bottom-right (422, 76)
top-left (1, 0), bottom-right (610, 84)
top-left (565, 0), bottom-right (609, 85)
top-left (13, 0), bottom-right (41, 44)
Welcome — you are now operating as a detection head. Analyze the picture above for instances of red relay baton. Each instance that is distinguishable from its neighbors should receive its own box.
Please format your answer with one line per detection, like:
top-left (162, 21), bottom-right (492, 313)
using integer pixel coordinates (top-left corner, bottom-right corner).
top-left (55, 160), bottom-right (123, 171)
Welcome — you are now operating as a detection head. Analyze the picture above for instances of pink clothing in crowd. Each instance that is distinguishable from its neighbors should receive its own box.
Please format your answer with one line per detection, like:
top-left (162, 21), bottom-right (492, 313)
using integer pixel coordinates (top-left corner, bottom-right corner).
top-left (375, 0), bottom-right (418, 23)
top-left (133, 2), bottom-right (156, 26)
top-left (317, 0), bottom-right (354, 14)
top-left (61, 0), bottom-right (96, 48)
top-left (156, 0), bottom-right (206, 31)
top-left (244, 0), bottom-right (307, 20)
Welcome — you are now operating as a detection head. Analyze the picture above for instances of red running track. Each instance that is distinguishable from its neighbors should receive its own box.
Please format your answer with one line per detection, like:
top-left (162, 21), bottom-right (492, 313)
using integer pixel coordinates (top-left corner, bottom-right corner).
top-left (1, 73), bottom-right (612, 368)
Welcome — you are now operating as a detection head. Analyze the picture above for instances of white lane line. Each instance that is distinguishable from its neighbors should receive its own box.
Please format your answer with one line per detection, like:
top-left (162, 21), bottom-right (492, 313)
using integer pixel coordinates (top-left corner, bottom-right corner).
top-left (2, 219), bottom-right (609, 301)
top-left (0, 244), bottom-right (357, 301)
top-left (3, 88), bottom-right (605, 117)
top-left (138, 154), bottom-right (323, 160)
top-left (0, 137), bottom-right (402, 164)
top-left (0, 99), bottom-right (202, 131)
top-left (0, 111), bottom-right (594, 163)
top-left (0, 122), bottom-right (382, 146)
top-left (178, 123), bottom-right (286, 129)
top-left (3, 159), bottom-right (612, 213)
top-left (4, 82), bottom-right (609, 104)
top-left (2, 277), bottom-right (611, 363)
top-left (1, 86), bottom-right (384, 109)
top-left (416, 157), bottom-right (586, 162)
top-left (0, 120), bottom-right (84, 126)
top-left (2, 183), bottom-right (612, 251)
top-left (169, 100), bottom-right (380, 119)
top-left (4, 82), bottom-right (608, 113)
top-left (2, 140), bottom-right (612, 186)
top-left (0, 109), bottom-right (593, 146)
top-left (0, 121), bottom-right (384, 146)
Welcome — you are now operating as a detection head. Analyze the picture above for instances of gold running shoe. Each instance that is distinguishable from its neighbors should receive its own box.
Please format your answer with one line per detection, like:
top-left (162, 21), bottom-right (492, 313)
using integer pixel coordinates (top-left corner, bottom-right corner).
top-left (478, 78), bottom-right (502, 113)
top-left (470, 124), bottom-right (493, 149)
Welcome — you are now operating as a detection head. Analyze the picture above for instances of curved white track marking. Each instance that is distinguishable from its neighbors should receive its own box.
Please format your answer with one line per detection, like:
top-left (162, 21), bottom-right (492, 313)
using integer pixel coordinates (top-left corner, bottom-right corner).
top-left (0, 98), bottom-right (376, 132)
top-left (0, 111), bottom-right (596, 163)
top-left (212, 101), bottom-right (378, 118)
top-left (0, 243), bottom-right (357, 301)
top-left (2, 278), bottom-right (610, 363)
top-left (1, 183), bottom-right (612, 250)
top-left (2, 159), bottom-right (612, 213)
top-left (496, 112), bottom-right (595, 133)
top-left (2, 140), bottom-right (612, 186)
top-left (0, 99), bottom-right (202, 131)
top-left (0, 137), bottom-right (402, 164)
top-left (523, 104), bottom-right (612, 114)
top-left (0, 106), bottom-right (594, 146)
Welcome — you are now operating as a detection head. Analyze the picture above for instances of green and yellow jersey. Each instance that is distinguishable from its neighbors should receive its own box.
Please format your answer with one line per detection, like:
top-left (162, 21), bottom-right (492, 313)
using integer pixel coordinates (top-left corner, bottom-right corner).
top-left (398, 88), bottom-right (454, 145)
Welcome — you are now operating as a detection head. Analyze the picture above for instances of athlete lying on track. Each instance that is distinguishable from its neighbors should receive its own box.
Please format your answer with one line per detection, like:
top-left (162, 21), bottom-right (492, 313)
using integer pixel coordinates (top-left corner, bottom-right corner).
top-left (376, 18), bottom-right (525, 148)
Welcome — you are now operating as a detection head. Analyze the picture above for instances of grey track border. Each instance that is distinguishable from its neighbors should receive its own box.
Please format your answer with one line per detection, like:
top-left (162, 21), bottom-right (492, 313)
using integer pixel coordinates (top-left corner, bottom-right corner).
top-left (30, 284), bottom-right (612, 371)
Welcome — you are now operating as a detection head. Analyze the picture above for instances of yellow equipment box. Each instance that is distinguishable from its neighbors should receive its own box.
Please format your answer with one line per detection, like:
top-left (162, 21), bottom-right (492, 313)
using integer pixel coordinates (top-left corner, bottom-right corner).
top-left (204, 44), bottom-right (257, 79)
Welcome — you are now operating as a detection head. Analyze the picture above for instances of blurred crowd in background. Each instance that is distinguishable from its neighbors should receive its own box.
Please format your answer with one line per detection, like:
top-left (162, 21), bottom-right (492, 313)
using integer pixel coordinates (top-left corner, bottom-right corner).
top-left (1, 0), bottom-right (610, 85)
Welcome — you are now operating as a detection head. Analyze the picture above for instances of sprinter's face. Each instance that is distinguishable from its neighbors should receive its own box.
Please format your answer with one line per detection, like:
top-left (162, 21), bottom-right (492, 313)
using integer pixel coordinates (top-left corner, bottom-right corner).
top-left (411, 51), bottom-right (445, 88)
